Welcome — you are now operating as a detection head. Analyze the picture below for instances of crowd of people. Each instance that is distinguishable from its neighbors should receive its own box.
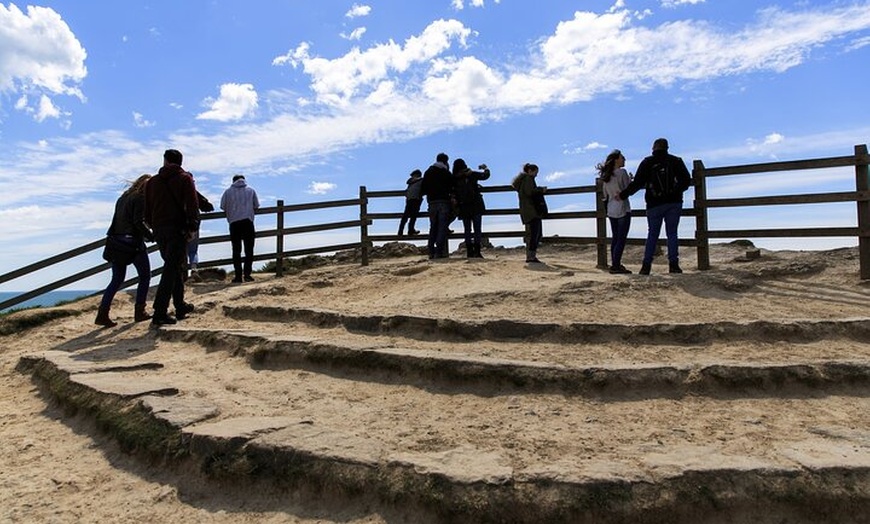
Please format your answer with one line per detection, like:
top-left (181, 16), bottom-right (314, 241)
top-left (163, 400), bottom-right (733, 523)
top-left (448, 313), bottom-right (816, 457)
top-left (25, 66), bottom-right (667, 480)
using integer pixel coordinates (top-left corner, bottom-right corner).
top-left (96, 149), bottom-right (259, 328)
top-left (406, 138), bottom-right (690, 268)
top-left (95, 138), bottom-right (690, 328)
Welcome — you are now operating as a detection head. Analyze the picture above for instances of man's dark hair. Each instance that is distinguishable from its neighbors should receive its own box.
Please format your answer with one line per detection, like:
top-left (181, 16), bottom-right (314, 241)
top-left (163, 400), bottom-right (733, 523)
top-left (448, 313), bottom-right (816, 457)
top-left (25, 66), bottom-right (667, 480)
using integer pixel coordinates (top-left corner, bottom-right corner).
top-left (436, 152), bottom-right (449, 163)
top-left (164, 149), bottom-right (183, 165)
top-left (232, 174), bottom-right (245, 182)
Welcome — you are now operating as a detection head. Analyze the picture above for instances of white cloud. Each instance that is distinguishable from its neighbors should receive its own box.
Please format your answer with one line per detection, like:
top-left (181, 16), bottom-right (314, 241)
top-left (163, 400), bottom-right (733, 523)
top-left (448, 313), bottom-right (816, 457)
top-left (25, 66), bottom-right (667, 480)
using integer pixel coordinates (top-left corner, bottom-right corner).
top-left (34, 94), bottom-right (61, 122)
top-left (275, 19), bottom-right (471, 107)
top-left (452, 0), bottom-right (495, 9)
top-left (341, 27), bottom-right (367, 41)
top-left (0, 4), bottom-right (87, 113)
top-left (345, 4), bottom-right (371, 18)
top-left (544, 171), bottom-right (570, 183)
top-left (763, 133), bottom-right (785, 145)
top-left (196, 83), bottom-right (259, 121)
top-left (307, 181), bottom-right (337, 195)
top-left (662, 0), bottom-right (705, 7)
top-left (133, 111), bottom-right (155, 128)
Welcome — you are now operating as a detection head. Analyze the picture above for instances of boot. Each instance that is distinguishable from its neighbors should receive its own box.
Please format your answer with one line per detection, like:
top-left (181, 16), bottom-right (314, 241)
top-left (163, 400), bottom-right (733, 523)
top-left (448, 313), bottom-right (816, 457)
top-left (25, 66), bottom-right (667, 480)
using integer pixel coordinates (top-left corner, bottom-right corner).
top-left (526, 249), bottom-right (540, 263)
top-left (669, 261), bottom-right (683, 274)
top-left (94, 306), bottom-right (117, 327)
top-left (473, 243), bottom-right (484, 258)
top-left (134, 303), bottom-right (151, 322)
top-left (639, 262), bottom-right (652, 275)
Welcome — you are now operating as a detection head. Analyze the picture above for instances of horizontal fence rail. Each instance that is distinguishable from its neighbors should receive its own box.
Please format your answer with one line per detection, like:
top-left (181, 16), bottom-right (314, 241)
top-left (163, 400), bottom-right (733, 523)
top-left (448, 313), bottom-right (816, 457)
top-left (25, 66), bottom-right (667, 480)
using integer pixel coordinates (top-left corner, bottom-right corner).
top-left (1, 145), bottom-right (868, 311)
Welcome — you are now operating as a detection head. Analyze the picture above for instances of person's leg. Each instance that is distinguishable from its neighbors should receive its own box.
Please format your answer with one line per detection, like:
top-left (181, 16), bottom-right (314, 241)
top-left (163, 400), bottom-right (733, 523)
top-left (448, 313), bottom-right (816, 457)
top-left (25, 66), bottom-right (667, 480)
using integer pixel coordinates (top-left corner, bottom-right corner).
top-left (152, 228), bottom-right (185, 323)
top-left (230, 220), bottom-right (243, 279)
top-left (152, 229), bottom-right (172, 317)
top-left (611, 215), bottom-right (631, 268)
top-left (427, 203), bottom-right (438, 258)
top-left (642, 205), bottom-right (666, 266)
top-left (408, 199), bottom-right (422, 233)
top-left (167, 234), bottom-right (188, 315)
top-left (187, 232), bottom-right (199, 270)
top-left (434, 202), bottom-right (450, 258)
top-left (472, 214), bottom-right (483, 256)
top-left (132, 248), bottom-right (151, 306)
top-left (462, 216), bottom-right (473, 256)
top-left (398, 200), bottom-right (411, 234)
top-left (99, 262), bottom-right (127, 310)
top-left (242, 219), bottom-right (255, 278)
top-left (527, 218), bottom-right (543, 261)
top-left (664, 203), bottom-right (682, 264)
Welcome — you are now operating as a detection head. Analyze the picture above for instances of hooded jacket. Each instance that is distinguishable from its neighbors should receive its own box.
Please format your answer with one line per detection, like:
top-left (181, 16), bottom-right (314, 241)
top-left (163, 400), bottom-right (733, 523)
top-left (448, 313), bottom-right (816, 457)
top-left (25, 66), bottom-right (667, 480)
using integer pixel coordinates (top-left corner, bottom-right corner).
top-left (220, 178), bottom-right (260, 224)
top-left (619, 150), bottom-right (691, 208)
top-left (144, 164), bottom-right (200, 231)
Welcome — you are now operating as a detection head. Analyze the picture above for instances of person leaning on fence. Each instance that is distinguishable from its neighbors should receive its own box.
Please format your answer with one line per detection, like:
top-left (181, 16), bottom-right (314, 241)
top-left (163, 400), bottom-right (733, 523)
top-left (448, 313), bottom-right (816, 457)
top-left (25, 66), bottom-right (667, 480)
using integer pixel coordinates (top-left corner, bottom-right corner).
top-left (421, 152), bottom-right (454, 259)
top-left (452, 158), bottom-right (491, 258)
top-left (144, 148), bottom-right (200, 326)
top-left (220, 174), bottom-right (260, 283)
top-left (512, 163), bottom-right (547, 264)
top-left (618, 138), bottom-right (692, 275)
top-left (186, 173), bottom-right (215, 279)
top-left (95, 174), bottom-right (154, 327)
top-left (398, 169), bottom-right (423, 236)
top-left (598, 149), bottom-right (633, 274)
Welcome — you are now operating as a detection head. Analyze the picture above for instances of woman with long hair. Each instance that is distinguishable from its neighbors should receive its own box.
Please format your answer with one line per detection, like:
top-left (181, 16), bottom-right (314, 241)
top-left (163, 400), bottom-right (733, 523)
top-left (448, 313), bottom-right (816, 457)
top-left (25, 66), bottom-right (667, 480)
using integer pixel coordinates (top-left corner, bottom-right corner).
top-left (452, 158), bottom-right (491, 258)
top-left (597, 149), bottom-right (633, 274)
top-left (95, 174), bottom-right (154, 326)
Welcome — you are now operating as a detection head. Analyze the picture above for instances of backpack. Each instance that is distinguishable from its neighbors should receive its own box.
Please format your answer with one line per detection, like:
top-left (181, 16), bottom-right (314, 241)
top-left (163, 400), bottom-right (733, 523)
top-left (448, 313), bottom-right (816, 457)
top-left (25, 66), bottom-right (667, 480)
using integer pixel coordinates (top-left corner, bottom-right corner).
top-left (646, 160), bottom-right (678, 199)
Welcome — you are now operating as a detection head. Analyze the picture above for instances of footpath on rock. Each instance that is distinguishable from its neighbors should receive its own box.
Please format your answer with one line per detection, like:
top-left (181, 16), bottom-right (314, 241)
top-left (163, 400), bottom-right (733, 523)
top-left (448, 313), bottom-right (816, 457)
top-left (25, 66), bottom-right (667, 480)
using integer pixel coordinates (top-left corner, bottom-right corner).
top-left (3, 242), bottom-right (870, 523)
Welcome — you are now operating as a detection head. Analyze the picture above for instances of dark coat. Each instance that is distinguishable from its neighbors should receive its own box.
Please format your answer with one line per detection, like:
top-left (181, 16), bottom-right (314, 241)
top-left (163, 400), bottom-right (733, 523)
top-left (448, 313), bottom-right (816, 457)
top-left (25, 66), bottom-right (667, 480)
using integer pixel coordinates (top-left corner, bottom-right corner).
top-left (620, 150), bottom-right (691, 208)
top-left (454, 167), bottom-right (490, 219)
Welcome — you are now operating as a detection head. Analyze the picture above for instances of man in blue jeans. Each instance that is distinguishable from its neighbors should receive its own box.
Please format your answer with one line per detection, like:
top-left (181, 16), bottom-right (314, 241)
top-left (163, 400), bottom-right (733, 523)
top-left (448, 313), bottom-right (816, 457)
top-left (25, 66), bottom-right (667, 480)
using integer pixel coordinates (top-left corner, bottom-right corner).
top-left (421, 152), bottom-right (454, 259)
top-left (619, 138), bottom-right (692, 275)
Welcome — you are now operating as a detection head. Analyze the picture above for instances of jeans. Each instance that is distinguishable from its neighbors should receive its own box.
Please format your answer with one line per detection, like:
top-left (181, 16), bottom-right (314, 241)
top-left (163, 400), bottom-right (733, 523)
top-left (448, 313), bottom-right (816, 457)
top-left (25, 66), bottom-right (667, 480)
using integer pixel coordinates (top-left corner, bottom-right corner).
top-left (152, 226), bottom-right (187, 316)
top-left (427, 200), bottom-right (451, 258)
top-left (643, 202), bottom-right (681, 265)
top-left (462, 214), bottom-right (483, 251)
top-left (187, 230), bottom-right (199, 268)
top-left (526, 218), bottom-right (543, 254)
top-left (398, 198), bottom-right (422, 234)
top-left (609, 215), bottom-right (631, 268)
top-left (99, 246), bottom-right (151, 309)
top-left (230, 218), bottom-right (256, 277)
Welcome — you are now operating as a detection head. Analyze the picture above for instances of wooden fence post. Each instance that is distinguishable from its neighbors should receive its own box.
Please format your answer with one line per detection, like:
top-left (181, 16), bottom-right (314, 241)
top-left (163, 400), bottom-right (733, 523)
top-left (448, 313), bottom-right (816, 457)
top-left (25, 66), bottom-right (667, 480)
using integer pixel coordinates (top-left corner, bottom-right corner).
top-left (595, 178), bottom-right (608, 269)
top-left (275, 199), bottom-right (284, 277)
top-left (693, 159), bottom-right (711, 270)
top-left (360, 186), bottom-right (370, 267)
top-left (856, 144), bottom-right (870, 280)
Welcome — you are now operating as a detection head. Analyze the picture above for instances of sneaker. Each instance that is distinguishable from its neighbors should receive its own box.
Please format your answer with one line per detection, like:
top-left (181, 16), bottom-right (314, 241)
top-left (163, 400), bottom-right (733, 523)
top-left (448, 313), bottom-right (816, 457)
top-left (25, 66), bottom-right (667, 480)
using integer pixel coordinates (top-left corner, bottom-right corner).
top-left (151, 313), bottom-right (177, 327)
top-left (175, 302), bottom-right (194, 320)
top-left (526, 258), bottom-right (542, 264)
top-left (244, 275), bottom-right (255, 282)
top-left (609, 265), bottom-right (632, 274)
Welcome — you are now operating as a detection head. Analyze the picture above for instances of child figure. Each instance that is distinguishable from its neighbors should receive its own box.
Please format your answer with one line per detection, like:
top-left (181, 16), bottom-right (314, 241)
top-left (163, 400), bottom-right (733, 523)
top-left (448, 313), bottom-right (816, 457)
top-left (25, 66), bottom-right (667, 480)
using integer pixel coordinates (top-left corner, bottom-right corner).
top-left (398, 169), bottom-right (424, 236)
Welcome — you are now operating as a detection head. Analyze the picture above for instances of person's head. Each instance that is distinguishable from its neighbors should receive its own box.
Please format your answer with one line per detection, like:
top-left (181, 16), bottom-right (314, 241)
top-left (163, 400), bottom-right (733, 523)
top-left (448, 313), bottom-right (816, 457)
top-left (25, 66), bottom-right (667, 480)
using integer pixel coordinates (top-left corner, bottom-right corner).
top-left (436, 152), bottom-right (449, 164)
top-left (163, 148), bottom-right (183, 166)
top-left (410, 169), bottom-right (422, 178)
top-left (125, 174), bottom-right (151, 196)
top-left (652, 138), bottom-right (669, 152)
top-left (523, 163), bottom-right (539, 176)
top-left (596, 149), bottom-right (625, 182)
top-left (452, 158), bottom-right (467, 174)
top-left (232, 174), bottom-right (245, 182)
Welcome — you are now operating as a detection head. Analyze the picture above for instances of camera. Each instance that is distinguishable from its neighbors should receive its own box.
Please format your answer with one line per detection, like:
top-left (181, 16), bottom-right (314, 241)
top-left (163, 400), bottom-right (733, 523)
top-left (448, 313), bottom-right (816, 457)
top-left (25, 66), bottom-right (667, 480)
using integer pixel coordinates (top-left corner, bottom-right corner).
top-left (478, 164), bottom-right (487, 170)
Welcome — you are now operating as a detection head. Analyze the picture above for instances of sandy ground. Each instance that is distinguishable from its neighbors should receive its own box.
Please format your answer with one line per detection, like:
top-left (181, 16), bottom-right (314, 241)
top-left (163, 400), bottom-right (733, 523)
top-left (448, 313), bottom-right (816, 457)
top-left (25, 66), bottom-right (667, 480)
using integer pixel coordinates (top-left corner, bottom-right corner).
top-left (2, 241), bottom-right (869, 523)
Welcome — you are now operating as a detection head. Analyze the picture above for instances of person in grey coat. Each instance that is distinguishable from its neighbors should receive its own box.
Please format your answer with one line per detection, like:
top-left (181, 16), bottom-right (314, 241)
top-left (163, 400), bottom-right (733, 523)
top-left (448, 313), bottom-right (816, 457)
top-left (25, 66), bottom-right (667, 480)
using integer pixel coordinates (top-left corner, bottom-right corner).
top-left (220, 174), bottom-right (260, 282)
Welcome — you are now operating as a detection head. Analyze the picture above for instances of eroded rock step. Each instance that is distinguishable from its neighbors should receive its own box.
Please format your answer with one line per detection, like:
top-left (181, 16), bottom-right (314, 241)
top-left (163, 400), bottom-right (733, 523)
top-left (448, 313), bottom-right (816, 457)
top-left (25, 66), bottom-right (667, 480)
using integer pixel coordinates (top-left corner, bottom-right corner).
top-left (223, 305), bottom-right (870, 344)
top-left (16, 346), bottom-right (870, 523)
top-left (157, 326), bottom-right (870, 398)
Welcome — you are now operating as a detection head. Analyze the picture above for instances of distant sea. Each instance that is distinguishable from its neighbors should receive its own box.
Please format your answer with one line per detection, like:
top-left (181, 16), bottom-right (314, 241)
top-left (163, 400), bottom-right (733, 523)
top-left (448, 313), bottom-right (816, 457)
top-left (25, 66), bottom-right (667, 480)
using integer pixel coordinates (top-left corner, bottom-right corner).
top-left (0, 290), bottom-right (99, 313)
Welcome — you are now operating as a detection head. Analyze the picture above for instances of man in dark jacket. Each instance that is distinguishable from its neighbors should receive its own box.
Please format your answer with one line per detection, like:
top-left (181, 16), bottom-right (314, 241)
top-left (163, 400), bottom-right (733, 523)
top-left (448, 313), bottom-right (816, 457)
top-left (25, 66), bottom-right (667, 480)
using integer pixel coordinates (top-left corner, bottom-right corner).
top-left (619, 138), bottom-right (692, 275)
top-left (421, 152), bottom-right (453, 259)
top-left (144, 148), bottom-right (200, 325)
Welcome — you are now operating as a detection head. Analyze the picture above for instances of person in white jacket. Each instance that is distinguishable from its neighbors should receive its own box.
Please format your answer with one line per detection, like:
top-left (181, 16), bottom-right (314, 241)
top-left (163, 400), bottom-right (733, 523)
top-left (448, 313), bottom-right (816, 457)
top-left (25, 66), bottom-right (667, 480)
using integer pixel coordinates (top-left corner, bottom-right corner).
top-left (220, 174), bottom-right (260, 282)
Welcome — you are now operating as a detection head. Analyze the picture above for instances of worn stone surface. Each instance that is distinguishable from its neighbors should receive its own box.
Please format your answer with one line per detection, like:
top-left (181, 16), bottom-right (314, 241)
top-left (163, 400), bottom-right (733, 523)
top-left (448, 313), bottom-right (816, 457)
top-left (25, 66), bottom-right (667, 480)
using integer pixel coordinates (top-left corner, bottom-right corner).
top-left (71, 371), bottom-right (178, 398)
top-left (140, 395), bottom-right (220, 428)
top-left (391, 445), bottom-right (513, 485)
top-left (31, 350), bottom-right (162, 374)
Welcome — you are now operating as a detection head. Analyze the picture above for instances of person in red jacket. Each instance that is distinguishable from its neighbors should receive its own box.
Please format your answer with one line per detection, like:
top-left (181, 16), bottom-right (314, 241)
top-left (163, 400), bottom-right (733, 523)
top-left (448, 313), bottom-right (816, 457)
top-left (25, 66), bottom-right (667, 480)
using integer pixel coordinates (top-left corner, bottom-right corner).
top-left (144, 149), bottom-right (199, 325)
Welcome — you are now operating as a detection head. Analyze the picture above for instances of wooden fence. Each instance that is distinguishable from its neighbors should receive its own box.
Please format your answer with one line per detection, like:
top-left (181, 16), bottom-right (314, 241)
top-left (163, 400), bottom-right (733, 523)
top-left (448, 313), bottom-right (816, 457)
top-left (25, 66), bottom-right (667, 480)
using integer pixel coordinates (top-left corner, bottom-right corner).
top-left (1, 145), bottom-right (867, 311)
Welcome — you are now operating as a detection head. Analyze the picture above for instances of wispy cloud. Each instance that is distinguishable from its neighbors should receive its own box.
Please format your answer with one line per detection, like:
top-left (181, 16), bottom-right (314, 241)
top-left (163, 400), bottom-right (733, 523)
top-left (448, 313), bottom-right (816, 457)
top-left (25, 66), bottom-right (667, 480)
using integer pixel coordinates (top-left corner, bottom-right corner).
top-left (345, 4), bottom-right (371, 18)
top-left (307, 181), bottom-right (337, 195)
top-left (132, 111), bottom-right (155, 128)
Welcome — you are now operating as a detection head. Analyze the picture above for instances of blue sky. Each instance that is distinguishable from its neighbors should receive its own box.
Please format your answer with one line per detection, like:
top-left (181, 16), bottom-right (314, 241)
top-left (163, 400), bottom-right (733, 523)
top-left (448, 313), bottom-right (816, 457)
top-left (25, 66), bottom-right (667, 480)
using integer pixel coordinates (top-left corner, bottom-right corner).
top-left (2, 0), bottom-right (870, 290)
